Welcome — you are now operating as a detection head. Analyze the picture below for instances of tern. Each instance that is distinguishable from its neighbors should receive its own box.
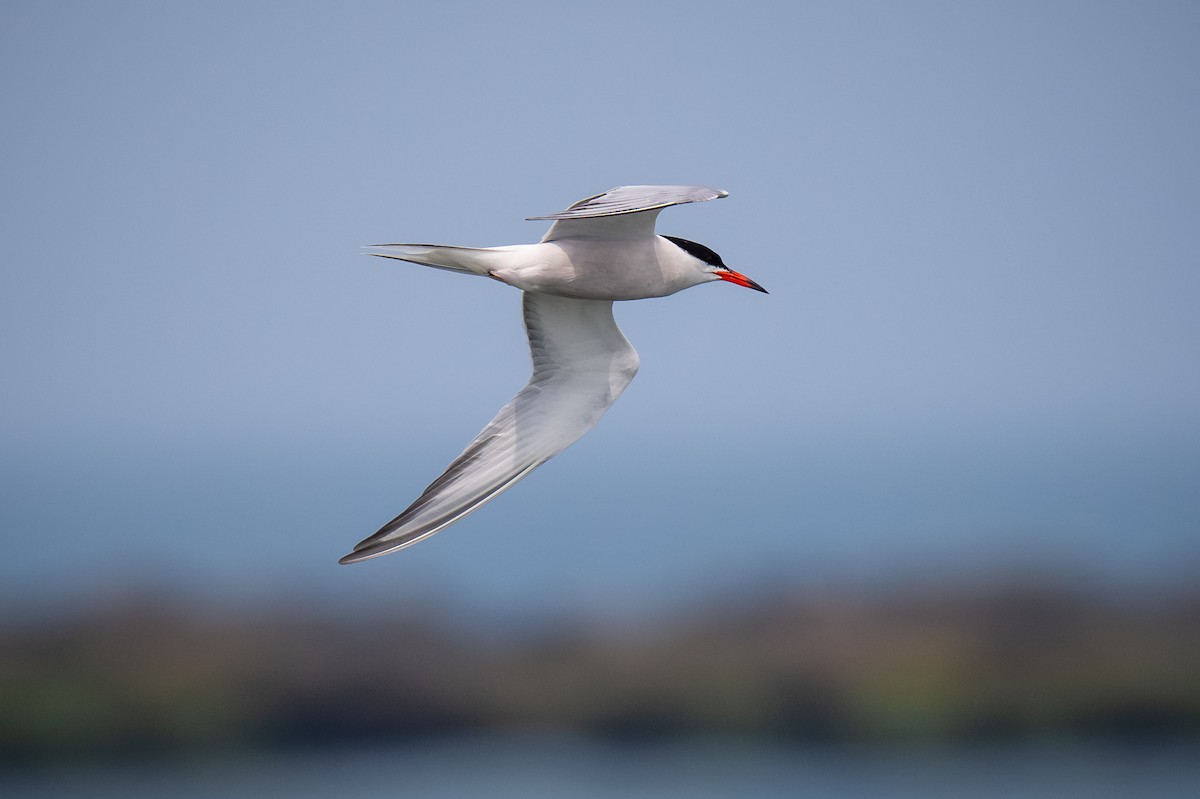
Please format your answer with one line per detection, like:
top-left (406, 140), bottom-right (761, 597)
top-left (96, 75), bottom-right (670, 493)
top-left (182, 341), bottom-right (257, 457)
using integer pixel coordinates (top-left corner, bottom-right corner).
top-left (340, 185), bottom-right (766, 564)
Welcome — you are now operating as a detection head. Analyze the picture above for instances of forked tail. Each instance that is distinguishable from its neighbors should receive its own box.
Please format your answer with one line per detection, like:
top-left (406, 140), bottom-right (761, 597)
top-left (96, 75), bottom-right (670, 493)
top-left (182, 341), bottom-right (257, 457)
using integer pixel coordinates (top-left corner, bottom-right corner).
top-left (365, 244), bottom-right (504, 276)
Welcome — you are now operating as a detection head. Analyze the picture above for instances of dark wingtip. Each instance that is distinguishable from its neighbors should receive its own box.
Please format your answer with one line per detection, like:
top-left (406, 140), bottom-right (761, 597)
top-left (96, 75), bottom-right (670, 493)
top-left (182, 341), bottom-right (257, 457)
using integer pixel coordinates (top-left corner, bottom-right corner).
top-left (338, 540), bottom-right (378, 565)
top-left (338, 533), bottom-right (402, 564)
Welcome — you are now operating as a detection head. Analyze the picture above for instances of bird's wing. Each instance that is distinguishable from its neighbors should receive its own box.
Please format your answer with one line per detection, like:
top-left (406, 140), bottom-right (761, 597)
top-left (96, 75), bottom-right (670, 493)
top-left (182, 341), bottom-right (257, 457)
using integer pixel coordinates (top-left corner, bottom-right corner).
top-left (531, 185), bottom-right (728, 243)
top-left (340, 292), bottom-right (640, 563)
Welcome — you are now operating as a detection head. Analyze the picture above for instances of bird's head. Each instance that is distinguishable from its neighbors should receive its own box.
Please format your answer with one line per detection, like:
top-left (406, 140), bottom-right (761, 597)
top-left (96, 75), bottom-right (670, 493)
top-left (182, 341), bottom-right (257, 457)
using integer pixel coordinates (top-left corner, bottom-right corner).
top-left (663, 235), bottom-right (768, 294)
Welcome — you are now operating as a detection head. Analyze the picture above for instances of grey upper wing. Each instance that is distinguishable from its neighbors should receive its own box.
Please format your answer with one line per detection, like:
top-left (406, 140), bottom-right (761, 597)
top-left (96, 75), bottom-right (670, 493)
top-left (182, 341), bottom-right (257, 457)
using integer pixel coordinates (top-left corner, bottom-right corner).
top-left (531, 185), bottom-right (728, 243)
top-left (339, 292), bottom-right (639, 563)
top-left (528, 185), bottom-right (728, 220)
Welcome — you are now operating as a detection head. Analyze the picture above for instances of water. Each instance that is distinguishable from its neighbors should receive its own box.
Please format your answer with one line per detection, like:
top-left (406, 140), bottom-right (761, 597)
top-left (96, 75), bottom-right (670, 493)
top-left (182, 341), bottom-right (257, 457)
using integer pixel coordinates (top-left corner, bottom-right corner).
top-left (5, 735), bottom-right (1198, 799)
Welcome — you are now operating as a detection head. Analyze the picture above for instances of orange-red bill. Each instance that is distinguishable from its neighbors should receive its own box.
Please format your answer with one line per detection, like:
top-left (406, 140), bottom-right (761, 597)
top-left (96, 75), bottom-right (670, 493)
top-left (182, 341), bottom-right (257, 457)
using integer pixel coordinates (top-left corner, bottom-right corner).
top-left (716, 269), bottom-right (769, 293)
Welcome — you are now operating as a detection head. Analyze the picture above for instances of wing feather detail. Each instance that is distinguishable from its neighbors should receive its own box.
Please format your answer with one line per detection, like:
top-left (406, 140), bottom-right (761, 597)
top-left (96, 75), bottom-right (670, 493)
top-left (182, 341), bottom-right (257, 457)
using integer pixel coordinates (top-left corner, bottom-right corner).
top-left (340, 292), bottom-right (639, 563)
top-left (528, 185), bottom-right (727, 220)
top-left (531, 185), bottom-right (728, 244)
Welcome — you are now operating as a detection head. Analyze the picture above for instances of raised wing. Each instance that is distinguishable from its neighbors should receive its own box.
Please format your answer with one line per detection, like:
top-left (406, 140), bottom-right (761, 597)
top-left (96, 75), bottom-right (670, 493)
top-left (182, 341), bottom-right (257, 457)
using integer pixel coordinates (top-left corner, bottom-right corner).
top-left (340, 292), bottom-right (640, 563)
top-left (529, 185), bottom-right (728, 221)
top-left (531, 185), bottom-right (728, 243)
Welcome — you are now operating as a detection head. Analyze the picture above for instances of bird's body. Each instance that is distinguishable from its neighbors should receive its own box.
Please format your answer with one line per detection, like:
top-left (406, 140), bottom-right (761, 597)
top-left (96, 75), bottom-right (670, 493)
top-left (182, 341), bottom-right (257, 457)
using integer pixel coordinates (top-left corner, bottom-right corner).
top-left (366, 237), bottom-right (701, 300)
top-left (340, 185), bottom-right (765, 564)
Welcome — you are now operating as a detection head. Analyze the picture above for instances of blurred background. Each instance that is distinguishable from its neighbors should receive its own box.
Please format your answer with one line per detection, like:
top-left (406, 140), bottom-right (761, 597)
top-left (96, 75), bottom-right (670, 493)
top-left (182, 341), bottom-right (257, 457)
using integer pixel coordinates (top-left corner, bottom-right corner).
top-left (2, 1), bottom-right (1198, 796)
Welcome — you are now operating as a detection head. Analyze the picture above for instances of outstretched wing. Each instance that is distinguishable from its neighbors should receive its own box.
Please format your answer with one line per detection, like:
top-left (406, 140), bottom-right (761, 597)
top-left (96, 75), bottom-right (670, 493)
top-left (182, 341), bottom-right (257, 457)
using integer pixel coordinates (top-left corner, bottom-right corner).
top-left (340, 292), bottom-right (640, 563)
top-left (531, 185), bottom-right (728, 243)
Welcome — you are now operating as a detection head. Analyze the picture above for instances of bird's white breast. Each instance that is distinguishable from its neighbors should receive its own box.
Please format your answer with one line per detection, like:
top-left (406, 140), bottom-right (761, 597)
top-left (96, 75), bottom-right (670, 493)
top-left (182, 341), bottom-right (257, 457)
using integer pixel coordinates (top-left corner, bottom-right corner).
top-left (490, 238), bottom-right (704, 301)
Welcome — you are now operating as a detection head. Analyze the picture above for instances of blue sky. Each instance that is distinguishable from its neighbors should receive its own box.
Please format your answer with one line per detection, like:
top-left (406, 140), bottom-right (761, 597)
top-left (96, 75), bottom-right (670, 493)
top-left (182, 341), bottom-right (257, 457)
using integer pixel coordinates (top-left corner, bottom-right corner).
top-left (2, 2), bottom-right (1197, 619)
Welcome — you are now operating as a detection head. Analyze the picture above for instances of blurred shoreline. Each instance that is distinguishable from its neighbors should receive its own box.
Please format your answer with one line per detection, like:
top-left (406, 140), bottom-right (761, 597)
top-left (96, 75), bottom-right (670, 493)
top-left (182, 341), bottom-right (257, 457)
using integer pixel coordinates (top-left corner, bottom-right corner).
top-left (2, 576), bottom-right (1197, 765)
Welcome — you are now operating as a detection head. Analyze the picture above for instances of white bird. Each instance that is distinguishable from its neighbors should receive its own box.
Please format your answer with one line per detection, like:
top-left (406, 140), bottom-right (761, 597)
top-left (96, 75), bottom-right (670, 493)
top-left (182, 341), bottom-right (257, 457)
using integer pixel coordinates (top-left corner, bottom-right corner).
top-left (340, 185), bottom-right (766, 564)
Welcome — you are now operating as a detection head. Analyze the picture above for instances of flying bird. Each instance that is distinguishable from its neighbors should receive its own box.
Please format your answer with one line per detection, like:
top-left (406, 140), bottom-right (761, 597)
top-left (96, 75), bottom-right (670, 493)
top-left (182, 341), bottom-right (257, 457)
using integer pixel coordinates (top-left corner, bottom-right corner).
top-left (340, 185), bottom-right (766, 564)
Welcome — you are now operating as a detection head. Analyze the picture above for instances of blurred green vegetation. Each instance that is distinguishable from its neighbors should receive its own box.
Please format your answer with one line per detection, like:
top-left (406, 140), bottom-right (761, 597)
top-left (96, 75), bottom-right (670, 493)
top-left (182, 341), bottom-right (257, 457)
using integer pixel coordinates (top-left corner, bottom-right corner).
top-left (2, 581), bottom-right (1197, 762)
